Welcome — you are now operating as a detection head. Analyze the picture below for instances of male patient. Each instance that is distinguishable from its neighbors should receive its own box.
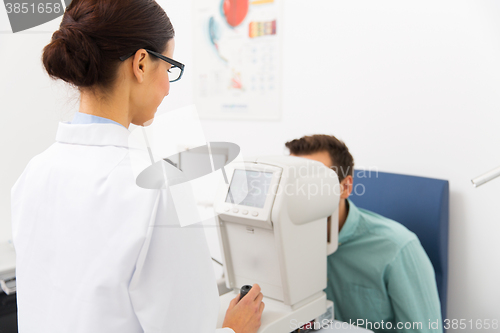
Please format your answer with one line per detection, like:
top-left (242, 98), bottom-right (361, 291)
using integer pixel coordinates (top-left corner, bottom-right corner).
top-left (285, 135), bottom-right (442, 333)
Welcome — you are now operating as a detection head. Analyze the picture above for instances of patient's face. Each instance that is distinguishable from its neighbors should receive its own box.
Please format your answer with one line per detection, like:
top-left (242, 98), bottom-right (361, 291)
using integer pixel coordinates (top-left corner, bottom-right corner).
top-left (291, 151), bottom-right (333, 169)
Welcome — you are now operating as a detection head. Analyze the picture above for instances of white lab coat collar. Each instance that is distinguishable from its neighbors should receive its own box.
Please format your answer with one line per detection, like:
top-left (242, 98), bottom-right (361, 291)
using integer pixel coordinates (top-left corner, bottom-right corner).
top-left (55, 122), bottom-right (143, 149)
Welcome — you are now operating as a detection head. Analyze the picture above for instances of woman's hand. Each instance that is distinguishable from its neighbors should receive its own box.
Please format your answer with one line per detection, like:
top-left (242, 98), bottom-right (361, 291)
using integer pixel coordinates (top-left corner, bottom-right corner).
top-left (222, 284), bottom-right (265, 333)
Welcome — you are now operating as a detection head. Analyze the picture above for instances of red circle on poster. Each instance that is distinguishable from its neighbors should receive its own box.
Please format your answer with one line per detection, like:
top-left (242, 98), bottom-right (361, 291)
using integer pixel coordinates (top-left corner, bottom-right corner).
top-left (223, 0), bottom-right (249, 27)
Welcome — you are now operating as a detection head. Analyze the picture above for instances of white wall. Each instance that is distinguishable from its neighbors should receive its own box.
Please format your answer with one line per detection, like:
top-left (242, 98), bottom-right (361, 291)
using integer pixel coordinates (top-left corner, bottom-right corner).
top-left (1, 0), bottom-right (500, 330)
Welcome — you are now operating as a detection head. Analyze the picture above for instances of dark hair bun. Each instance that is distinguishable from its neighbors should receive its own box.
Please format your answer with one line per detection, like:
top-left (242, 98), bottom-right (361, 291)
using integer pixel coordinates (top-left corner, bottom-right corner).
top-left (42, 20), bottom-right (101, 87)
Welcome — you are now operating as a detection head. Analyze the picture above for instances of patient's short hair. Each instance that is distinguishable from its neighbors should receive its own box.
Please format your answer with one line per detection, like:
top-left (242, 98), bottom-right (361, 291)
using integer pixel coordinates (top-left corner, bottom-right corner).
top-left (285, 134), bottom-right (354, 181)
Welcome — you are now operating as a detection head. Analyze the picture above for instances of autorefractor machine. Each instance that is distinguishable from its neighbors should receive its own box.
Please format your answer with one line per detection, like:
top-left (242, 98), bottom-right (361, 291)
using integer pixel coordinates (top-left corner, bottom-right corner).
top-left (214, 156), bottom-right (340, 332)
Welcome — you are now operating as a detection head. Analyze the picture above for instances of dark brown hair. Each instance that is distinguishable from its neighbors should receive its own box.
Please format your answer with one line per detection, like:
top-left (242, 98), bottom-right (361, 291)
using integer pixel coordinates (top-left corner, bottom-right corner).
top-left (42, 0), bottom-right (174, 90)
top-left (285, 134), bottom-right (355, 181)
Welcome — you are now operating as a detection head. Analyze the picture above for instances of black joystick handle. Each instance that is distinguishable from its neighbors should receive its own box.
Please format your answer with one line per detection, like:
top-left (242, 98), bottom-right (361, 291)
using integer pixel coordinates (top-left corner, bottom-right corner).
top-left (239, 285), bottom-right (252, 302)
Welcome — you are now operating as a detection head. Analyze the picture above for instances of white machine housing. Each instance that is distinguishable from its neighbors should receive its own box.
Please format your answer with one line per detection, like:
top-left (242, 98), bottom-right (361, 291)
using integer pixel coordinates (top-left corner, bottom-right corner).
top-left (215, 156), bottom-right (340, 331)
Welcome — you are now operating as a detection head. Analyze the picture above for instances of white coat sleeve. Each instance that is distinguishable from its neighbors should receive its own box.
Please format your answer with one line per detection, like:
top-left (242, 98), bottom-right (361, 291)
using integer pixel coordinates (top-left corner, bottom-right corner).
top-left (128, 189), bottom-right (226, 332)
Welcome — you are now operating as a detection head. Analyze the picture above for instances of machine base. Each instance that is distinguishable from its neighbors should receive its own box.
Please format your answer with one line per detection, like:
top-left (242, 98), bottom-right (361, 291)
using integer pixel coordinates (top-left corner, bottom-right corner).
top-left (217, 291), bottom-right (329, 333)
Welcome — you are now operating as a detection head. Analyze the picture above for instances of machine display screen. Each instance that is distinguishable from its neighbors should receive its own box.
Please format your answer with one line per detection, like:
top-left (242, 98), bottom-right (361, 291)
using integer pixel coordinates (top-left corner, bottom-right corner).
top-left (225, 170), bottom-right (273, 208)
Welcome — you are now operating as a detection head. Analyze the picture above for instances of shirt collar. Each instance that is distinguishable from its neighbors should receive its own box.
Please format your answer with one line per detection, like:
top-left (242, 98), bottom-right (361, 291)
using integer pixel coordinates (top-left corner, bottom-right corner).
top-left (56, 121), bottom-right (142, 149)
top-left (71, 111), bottom-right (126, 128)
top-left (338, 199), bottom-right (361, 245)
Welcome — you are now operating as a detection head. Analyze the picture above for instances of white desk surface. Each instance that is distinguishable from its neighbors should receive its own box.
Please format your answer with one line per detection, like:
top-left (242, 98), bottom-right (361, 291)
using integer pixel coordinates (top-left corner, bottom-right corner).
top-left (317, 320), bottom-right (373, 332)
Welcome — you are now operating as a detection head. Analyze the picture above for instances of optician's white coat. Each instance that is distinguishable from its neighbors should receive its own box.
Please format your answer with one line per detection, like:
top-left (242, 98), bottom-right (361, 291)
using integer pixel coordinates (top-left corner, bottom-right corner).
top-left (11, 122), bottom-right (233, 333)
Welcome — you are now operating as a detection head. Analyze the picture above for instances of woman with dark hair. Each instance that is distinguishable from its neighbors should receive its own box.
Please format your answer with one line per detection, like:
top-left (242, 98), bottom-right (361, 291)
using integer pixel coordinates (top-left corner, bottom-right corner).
top-left (11, 1), bottom-right (263, 332)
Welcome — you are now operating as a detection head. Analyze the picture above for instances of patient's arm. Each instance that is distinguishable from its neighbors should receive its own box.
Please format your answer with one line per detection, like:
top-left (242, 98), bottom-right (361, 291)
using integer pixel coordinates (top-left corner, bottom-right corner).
top-left (386, 238), bottom-right (443, 333)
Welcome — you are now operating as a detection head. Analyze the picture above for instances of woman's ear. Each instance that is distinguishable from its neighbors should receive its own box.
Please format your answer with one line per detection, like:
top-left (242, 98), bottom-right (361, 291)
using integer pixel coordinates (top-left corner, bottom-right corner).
top-left (132, 49), bottom-right (148, 83)
top-left (340, 175), bottom-right (353, 199)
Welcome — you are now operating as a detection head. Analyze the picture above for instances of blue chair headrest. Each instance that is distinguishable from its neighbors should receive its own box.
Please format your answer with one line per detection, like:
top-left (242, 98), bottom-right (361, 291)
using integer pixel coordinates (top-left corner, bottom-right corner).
top-left (349, 170), bottom-right (449, 320)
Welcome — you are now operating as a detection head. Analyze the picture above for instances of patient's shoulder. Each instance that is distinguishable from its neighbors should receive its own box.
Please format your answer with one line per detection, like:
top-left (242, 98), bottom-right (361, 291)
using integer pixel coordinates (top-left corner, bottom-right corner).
top-left (356, 206), bottom-right (418, 249)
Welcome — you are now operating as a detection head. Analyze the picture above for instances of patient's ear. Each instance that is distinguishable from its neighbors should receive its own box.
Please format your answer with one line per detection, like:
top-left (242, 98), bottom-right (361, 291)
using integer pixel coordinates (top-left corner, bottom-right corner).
top-left (340, 175), bottom-right (353, 199)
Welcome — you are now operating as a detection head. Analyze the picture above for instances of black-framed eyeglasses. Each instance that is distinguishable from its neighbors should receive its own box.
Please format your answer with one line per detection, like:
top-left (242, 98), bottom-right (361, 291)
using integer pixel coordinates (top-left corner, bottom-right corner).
top-left (119, 49), bottom-right (185, 83)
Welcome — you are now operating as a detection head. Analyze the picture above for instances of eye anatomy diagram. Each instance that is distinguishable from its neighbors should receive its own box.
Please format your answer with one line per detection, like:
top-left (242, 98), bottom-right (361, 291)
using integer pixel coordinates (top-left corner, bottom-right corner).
top-left (194, 0), bottom-right (282, 120)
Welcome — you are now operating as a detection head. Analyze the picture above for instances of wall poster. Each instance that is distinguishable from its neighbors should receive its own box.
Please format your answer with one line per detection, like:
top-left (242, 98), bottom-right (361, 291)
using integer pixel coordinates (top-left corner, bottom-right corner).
top-left (193, 0), bottom-right (282, 120)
